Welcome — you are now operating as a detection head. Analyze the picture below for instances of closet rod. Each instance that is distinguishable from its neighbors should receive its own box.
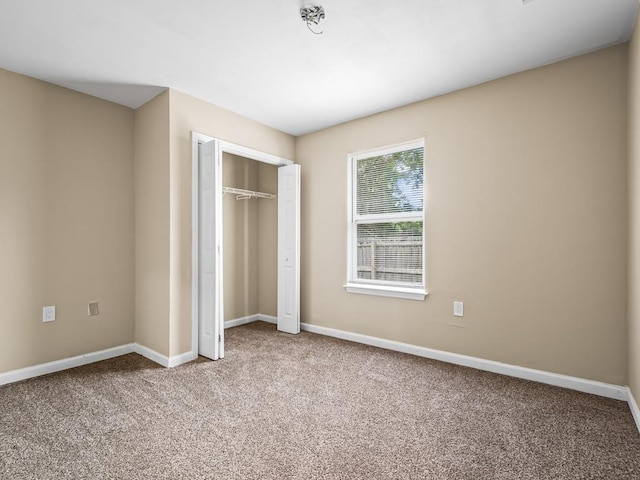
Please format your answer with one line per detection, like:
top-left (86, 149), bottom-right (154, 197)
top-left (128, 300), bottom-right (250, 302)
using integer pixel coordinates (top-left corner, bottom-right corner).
top-left (222, 186), bottom-right (275, 200)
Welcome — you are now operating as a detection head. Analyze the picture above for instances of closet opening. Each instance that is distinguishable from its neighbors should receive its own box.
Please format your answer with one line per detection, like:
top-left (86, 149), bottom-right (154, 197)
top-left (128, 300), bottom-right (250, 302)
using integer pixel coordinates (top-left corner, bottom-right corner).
top-left (222, 153), bottom-right (278, 333)
top-left (192, 133), bottom-right (300, 362)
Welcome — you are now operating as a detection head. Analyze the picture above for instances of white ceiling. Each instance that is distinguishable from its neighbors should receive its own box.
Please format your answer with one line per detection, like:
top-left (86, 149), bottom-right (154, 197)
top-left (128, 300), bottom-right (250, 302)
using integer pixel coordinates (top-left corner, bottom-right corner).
top-left (0, 0), bottom-right (637, 136)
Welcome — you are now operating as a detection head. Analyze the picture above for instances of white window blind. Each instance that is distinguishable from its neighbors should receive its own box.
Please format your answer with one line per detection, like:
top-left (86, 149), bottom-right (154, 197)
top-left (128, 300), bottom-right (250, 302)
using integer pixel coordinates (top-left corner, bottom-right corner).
top-left (349, 141), bottom-right (425, 291)
top-left (356, 147), bottom-right (424, 216)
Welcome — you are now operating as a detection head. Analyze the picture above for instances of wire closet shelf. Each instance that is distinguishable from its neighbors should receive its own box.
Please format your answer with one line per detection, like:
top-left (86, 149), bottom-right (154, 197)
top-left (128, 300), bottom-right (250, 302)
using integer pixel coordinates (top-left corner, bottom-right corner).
top-left (222, 186), bottom-right (275, 200)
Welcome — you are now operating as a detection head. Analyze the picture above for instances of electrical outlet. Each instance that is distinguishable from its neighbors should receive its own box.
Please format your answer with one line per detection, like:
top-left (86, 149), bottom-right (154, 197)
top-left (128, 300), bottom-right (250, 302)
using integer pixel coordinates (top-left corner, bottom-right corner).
top-left (88, 302), bottom-right (99, 316)
top-left (43, 306), bottom-right (56, 322)
top-left (453, 301), bottom-right (464, 317)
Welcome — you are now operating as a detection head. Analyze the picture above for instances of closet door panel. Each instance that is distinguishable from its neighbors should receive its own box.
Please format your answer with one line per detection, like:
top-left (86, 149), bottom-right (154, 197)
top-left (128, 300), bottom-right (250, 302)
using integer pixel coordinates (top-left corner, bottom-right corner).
top-left (277, 164), bottom-right (301, 334)
top-left (198, 139), bottom-right (222, 359)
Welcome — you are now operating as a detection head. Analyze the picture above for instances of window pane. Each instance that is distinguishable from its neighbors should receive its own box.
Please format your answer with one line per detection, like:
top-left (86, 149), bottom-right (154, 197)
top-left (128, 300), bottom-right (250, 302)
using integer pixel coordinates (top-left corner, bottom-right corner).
top-left (356, 222), bottom-right (423, 285)
top-left (356, 147), bottom-right (424, 216)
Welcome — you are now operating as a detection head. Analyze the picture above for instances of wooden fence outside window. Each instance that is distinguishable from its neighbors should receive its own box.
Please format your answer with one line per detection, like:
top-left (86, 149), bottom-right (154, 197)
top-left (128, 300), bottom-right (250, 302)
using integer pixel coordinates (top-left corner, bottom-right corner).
top-left (357, 237), bottom-right (423, 284)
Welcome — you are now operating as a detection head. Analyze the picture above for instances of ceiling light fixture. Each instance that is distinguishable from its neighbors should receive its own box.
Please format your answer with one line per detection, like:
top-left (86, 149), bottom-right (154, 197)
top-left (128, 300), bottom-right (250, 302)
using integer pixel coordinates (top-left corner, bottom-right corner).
top-left (300, 6), bottom-right (325, 35)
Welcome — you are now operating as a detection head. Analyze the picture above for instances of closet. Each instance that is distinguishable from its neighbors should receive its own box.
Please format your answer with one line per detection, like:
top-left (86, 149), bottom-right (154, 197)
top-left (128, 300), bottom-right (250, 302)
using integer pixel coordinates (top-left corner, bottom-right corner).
top-left (195, 135), bottom-right (300, 361)
top-left (222, 153), bottom-right (278, 327)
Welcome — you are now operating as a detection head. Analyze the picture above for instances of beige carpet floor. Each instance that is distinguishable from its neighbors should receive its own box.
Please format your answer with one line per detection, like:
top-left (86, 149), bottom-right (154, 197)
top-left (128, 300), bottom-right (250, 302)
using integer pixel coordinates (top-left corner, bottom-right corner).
top-left (1, 321), bottom-right (639, 479)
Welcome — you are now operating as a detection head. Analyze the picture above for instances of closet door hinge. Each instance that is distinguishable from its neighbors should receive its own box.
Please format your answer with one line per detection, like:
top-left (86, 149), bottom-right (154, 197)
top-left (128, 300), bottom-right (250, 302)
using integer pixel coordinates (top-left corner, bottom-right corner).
top-left (218, 334), bottom-right (221, 342)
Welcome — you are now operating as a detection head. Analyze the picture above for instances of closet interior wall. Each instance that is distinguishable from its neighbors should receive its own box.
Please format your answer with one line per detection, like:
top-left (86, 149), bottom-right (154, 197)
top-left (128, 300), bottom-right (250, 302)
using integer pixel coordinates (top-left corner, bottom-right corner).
top-left (222, 153), bottom-right (277, 324)
top-left (257, 161), bottom-right (278, 318)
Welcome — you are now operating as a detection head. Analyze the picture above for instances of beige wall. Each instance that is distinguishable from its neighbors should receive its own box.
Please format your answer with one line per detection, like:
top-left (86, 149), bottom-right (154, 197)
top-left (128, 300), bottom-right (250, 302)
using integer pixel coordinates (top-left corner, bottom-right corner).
top-left (296, 45), bottom-right (629, 385)
top-left (0, 68), bottom-right (135, 373)
top-left (629, 16), bottom-right (640, 403)
top-left (223, 153), bottom-right (259, 321)
top-left (134, 90), bottom-right (171, 356)
top-left (258, 162), bottom-right (278, 317)
top-left (168, 89), bottom-right (295, 356)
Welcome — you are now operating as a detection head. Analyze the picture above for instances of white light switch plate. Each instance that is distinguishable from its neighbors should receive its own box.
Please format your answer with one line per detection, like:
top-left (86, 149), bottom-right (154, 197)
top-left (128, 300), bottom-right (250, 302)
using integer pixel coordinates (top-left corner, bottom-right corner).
top-left (453, 301), bottom-right (464, 317)
top-left (43, 306), bottom-right (56, 322)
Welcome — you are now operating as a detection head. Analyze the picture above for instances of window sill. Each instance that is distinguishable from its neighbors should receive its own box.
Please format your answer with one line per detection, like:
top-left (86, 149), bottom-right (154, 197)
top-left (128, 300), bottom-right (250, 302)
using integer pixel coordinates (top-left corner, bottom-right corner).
top-left (344, 283), bottom-right (428, 301)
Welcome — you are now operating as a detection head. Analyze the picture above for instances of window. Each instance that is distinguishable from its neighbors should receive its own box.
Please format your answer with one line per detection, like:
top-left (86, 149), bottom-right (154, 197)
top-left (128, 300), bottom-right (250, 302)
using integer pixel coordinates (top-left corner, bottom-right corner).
top-left (345, 140), bottom-right (426, 300)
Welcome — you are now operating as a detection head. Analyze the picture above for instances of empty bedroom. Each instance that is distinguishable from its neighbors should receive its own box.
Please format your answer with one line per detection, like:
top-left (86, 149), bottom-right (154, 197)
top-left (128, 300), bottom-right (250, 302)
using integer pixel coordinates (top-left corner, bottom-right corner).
top-left (1, 0), bottom-right (640, 478)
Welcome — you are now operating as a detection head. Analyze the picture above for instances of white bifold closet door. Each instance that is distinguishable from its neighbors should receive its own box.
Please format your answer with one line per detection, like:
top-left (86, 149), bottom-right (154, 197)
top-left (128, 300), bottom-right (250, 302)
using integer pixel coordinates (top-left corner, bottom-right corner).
top-left (277, 164), bottom-right (301, 334)
top-left (198, 139), bottom-right (222, 360)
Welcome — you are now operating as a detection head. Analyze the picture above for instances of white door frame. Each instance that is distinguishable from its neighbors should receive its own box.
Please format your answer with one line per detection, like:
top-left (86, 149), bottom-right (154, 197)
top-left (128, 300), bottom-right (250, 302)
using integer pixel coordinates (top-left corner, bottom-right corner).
top-left (191, 132), bottom-right (294, 359)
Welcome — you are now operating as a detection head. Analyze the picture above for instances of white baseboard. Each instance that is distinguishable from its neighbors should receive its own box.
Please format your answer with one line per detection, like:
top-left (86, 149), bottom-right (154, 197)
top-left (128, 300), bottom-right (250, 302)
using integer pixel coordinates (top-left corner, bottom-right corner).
top-left (132, 343), bottom-right (196, 368)
top-left (0, 344), bottom-right (135, 386)
top-left (168, 350), bottom-right (198, 368)
top-left (299, 322), bottom-right (629, 401)
top-left (258, 314), bottom-right (277, 324)
top-left (225, 314), bottom-right (260, 329)
top-left (629, 388), bottom-right (640, 434)
top-left (0, 342), bottom-right (199, 387)
top-left (133, 343), bottom-right (170, 367)
top-left (225, 313), bottom-right (277, 329)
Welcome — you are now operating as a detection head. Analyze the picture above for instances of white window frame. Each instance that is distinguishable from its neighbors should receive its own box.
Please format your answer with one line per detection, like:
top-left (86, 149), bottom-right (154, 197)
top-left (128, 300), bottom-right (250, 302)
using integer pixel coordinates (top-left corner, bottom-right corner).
top-left (344, 139), bottom-right (427, 301)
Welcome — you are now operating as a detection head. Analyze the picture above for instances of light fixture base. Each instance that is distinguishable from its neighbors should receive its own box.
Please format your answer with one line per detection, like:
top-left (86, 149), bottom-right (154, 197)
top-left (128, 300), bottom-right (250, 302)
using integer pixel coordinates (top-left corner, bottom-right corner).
top-left (300, 6), bottom-right (325, 34)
